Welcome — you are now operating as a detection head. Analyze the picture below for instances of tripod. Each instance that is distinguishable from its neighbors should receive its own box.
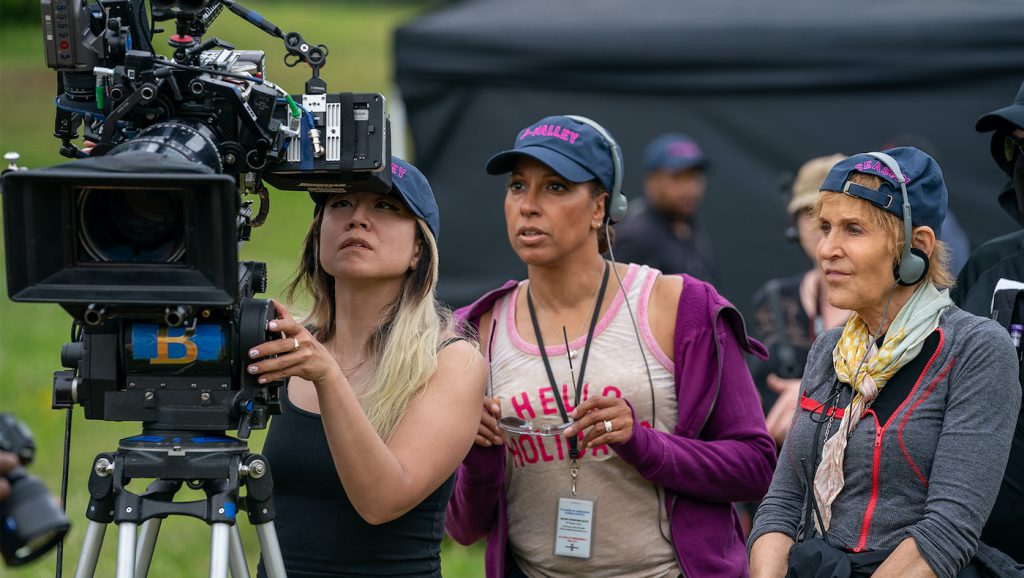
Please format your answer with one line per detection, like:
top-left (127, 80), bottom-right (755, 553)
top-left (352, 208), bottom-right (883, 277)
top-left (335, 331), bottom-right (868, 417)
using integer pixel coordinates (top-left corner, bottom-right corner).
top-left (72, 432), bottom-right (287, 578)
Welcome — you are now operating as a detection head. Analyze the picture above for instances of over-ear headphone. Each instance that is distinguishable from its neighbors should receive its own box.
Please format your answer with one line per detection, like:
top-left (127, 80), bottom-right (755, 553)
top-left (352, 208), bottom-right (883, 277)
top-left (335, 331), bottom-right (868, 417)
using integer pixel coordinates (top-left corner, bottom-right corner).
top-left (862, 152), bottom-right (930, 286)
top-left (565, 115), bottom-right (628, 224)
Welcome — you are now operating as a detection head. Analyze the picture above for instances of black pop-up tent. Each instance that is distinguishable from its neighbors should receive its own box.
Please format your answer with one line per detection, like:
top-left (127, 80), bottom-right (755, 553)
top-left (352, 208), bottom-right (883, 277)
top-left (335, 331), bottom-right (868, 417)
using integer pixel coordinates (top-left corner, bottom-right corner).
top-left (395, 0), bottom-right (1024, 313)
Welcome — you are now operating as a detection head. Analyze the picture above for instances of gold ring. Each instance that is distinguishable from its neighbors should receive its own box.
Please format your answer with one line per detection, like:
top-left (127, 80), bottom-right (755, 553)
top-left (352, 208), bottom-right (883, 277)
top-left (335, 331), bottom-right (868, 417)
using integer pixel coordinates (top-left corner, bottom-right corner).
top-left (292, 338), bottom-right (300, 351)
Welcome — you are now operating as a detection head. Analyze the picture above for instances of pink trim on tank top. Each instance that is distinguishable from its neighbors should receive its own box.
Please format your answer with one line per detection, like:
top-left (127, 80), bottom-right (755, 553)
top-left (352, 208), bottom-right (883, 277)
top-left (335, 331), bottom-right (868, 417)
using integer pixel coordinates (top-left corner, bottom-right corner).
top-left (506, 263), bottom-right (639, 357)
top-left (637, 271), bottom-right (674, 372)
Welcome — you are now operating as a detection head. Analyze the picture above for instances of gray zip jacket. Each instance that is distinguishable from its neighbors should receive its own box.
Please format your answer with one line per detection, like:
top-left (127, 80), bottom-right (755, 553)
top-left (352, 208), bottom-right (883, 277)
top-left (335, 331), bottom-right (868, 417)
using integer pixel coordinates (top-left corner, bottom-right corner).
top-left (749, 306), bottom-right (1021, 578)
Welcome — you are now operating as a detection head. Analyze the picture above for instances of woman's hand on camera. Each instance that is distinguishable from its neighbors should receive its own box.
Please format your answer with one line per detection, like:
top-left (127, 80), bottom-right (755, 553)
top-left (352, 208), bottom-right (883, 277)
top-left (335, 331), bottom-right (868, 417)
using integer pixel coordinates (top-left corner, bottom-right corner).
top-left (564, 395), bottom-right (634, 450)
top-left (246, 300), bottom-right (342, 388)
top-left (475, 396), bottom-right (504, 447)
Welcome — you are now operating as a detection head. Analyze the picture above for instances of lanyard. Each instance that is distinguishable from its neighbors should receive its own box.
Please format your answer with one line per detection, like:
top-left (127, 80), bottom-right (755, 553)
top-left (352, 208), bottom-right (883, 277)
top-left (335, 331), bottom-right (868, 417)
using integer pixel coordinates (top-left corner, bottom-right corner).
top-left (526, 260), bottom-right (610, 462)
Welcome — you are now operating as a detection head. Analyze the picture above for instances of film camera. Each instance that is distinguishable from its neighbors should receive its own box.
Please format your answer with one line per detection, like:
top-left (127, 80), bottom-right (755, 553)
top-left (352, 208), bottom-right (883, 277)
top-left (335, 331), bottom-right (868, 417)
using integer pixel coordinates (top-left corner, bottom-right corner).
top-left (1, 0), bottom-right (393, 574)
top-left (3, 0), bottom-right (391, 435)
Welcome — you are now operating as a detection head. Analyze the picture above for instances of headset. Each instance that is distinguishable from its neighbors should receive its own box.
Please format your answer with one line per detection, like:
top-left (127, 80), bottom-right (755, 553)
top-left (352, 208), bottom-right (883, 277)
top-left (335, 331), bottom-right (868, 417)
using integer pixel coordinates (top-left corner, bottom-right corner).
top-left (861, 151), bottom-right (929, 286)
top-left (565, 115), bottom-right (628, 224)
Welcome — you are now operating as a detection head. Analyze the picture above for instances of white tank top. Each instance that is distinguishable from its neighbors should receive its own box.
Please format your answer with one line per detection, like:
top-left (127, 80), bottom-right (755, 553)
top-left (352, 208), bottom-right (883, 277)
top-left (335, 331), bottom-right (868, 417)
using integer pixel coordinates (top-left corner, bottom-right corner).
top-left (489, 264), bottom-right (681, 578)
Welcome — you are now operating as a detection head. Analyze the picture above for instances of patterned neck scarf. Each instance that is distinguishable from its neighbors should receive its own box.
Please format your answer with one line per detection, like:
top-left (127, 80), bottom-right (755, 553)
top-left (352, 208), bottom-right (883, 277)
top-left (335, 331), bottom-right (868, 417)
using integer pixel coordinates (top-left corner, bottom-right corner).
top-left (813, 282), bottom-right (952, 531)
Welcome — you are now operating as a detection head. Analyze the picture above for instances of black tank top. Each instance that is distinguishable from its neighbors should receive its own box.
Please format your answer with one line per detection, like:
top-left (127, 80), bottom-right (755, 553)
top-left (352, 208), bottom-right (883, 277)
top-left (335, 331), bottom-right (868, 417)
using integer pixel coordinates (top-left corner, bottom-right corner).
top-left (258, 381), bottom-right (456, 578)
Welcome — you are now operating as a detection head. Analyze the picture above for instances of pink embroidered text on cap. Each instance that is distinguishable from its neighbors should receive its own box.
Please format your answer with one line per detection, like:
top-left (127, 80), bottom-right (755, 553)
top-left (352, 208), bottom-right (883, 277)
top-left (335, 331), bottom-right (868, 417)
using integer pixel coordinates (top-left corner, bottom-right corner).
top-left (854, 160), bottom-right (911, 184)
top-left (667, 141), bottom-right (700, 159)
top-left (518, 124), bottom-right (581, 144)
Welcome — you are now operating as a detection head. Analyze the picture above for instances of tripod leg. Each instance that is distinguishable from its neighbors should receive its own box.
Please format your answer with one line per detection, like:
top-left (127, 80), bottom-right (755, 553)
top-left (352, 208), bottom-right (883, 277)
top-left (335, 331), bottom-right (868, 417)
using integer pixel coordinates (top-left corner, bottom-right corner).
top-left (74, 521), bottom-right (108, 578)
top-left (116, 522), bottom-right (138, 578)
top-left (210, 523), bottom-right (232, 578)
top-left (134, 518), bottom-right (162, 578)
top-left (254, 522), bottom-right (287, 578)
top-left (228, 524), bottom-right (250, 578)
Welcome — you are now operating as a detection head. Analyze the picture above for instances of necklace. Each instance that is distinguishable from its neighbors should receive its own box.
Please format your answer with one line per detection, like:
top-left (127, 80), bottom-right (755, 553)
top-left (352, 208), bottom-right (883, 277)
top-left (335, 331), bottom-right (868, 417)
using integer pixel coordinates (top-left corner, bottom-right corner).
top-left (529, 265), bottom-right (606, 360)
top-left (339, 357), bottom-right (367, 373)
top-left (330, 340), bottom-right (367, 374)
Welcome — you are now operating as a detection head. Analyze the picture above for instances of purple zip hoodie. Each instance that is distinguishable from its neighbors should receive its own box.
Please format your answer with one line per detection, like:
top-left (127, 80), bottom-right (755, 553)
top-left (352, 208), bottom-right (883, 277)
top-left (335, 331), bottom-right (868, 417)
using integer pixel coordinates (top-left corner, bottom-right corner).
top-left (445, 274), bottom-right (777, 577)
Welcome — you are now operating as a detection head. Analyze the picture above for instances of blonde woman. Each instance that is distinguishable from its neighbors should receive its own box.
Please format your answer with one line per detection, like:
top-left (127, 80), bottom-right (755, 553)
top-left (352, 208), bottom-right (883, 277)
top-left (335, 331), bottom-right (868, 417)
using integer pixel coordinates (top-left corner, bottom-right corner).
top-left (749, 148), bottom-right (1021, 578)
top-left (248, 158), bottom-right (485, 578)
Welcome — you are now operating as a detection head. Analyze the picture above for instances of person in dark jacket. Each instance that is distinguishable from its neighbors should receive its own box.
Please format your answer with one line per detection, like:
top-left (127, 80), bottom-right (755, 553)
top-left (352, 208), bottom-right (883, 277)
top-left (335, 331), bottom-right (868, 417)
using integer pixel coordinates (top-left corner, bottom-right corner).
top-left (953, 81), bottom-right (1024, 564)
top-left (614, 133), bottom-right (717, 282)
top-left (446, 115), bottom-right (776, 578)
top-left (749, 148), bottom-right (1021, 578)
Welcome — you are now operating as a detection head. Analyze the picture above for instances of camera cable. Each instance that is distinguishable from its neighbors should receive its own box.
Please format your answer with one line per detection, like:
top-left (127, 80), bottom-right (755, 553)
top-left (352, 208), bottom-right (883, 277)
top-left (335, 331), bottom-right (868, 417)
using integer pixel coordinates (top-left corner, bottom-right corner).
top-left (54, 321), bottom-right (81, 577)
top-left (54, 406), bottom-right (74, 577)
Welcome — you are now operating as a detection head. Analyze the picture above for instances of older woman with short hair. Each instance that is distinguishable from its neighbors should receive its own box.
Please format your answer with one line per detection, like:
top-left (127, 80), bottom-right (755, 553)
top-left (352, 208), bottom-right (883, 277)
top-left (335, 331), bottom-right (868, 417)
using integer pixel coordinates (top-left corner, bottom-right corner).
top-left (748, 148), bottom-right (1021, 578)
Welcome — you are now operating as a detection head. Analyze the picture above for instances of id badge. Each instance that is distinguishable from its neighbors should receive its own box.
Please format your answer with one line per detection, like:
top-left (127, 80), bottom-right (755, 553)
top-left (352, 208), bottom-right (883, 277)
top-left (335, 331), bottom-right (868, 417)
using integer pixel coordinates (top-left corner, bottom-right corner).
top-left (554, 496), bottom-right (595, 558)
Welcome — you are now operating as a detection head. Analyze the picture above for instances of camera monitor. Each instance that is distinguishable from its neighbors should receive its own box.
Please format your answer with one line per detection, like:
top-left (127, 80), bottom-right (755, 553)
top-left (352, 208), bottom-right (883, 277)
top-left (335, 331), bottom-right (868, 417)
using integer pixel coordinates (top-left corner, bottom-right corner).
top-left (2, 169), bottom-right (239, 308)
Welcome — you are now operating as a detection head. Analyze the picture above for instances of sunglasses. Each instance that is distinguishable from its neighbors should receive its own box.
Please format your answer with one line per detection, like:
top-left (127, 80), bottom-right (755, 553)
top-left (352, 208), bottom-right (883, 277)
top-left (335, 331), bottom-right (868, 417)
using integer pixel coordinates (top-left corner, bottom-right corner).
top-left (1004, 135), bottom-right (1024, 163)
top-left (497, 416), bottom-right (575, 437)
top-left (492, 325), bottom-right (578, 437)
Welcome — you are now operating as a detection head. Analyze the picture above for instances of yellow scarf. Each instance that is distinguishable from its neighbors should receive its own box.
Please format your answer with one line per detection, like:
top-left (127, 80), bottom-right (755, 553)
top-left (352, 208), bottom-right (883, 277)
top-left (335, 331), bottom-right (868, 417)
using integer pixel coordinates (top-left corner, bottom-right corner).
top-left (813, 282), bottom-right (952, 531)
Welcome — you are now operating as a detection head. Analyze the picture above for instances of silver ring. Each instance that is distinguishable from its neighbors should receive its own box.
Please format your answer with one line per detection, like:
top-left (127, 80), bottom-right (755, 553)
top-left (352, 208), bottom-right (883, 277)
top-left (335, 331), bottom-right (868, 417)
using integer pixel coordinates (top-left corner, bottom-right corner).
top-left (291, 338), bottom-right (301, 352)
top-left (603, 420), bottom-right (613, 434)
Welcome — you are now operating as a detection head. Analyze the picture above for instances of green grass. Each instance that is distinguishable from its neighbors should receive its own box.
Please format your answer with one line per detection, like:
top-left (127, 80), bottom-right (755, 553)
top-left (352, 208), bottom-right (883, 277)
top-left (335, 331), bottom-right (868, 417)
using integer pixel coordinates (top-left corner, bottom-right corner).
top-left (0, 2), bottom-right (486, 576)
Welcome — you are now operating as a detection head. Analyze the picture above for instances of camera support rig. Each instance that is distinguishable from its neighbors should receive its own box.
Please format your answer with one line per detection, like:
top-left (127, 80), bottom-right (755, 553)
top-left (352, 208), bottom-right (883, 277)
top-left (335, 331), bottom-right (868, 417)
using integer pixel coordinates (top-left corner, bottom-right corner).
top-left (75, 434), bottom-right (284, 578)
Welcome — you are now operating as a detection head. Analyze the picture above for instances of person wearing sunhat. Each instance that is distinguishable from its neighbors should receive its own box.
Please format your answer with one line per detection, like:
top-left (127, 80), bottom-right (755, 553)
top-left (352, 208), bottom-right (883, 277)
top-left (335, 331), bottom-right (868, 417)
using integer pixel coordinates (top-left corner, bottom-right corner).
top-left (955, 81), bottom-right (1024, 564)
top-left (248, 157), bottom-right (486, 577)
top-left (445, 115), bottom-right (775, 577)
top-left (748, 154), bottom-right (851, 447)
top-left (749, 147), bottom-right (1021, 578)
top-left (614, 133), bottom-right (717, 282)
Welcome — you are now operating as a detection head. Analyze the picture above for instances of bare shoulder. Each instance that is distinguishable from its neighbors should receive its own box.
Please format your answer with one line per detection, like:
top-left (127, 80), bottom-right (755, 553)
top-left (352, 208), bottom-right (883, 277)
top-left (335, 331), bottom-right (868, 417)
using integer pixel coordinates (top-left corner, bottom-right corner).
top-left (431, 338), bottom-right (486, 393)
top-left (651, 274), bottom-right (684, 315)
top-left (475, 308), bottom-right (495, 352)
top-left (648, 274), bottom-right (683, 357)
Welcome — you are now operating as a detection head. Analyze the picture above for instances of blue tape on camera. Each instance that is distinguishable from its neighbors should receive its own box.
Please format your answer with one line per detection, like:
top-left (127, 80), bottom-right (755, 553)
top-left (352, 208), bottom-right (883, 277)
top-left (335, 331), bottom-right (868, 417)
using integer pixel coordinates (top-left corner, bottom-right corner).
top-left (131, 323), bottom-right (227, 363)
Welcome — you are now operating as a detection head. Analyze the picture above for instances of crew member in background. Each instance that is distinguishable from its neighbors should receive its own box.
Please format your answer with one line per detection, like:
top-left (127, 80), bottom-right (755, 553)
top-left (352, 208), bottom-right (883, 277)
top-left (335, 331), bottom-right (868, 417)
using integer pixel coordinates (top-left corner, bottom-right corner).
top-left (955, 81), bottom-right (1024, 564)
top-left (749, 154), bottom-right (850, 447)
top-left (615, 133), bottom-right (717, 283)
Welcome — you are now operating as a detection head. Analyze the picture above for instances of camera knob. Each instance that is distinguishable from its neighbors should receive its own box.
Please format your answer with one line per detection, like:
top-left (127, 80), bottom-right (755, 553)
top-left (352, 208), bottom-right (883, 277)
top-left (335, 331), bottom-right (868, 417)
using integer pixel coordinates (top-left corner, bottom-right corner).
top-left (252, 262), bottom-right (268, 294)
top-left (53, 370), bottom-right (78, 408)
top-left (61, 342), bottom-right (85, 369)
top-left (4, 151), bottom-right (22, 172)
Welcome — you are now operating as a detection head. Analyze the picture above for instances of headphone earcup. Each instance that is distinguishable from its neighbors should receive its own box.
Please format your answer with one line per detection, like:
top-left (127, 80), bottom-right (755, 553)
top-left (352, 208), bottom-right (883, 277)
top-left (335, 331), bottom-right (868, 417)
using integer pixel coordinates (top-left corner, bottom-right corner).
top-left (894, 247), bottom-right (930, 286)
top-left (607, 191), bottom-right (628, 224)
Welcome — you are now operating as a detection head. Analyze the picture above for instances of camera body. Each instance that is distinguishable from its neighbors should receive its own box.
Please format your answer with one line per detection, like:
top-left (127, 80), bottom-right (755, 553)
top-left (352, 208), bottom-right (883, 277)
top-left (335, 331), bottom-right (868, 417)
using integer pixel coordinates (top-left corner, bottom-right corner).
top-left (2, 0), bottom-right (392, 436)
top-left (40, 0), bottom-right (389, 187)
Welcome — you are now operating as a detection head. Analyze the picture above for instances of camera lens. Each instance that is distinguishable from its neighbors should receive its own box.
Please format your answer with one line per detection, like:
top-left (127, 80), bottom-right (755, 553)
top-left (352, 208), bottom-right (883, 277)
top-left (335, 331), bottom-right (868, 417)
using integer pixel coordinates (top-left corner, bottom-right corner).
top-left (0, 469), bottom-right (71, 567)
top-left (77, 187), bottom-right (188, 264)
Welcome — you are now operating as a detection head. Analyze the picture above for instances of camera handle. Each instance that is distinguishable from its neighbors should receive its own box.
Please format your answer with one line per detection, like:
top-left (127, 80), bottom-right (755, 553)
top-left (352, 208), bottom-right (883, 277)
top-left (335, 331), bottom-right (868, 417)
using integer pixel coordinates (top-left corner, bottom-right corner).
top-left (74, 436), bottom-right (286, 578)
top-left (219, 0), bottom-right (329, 94)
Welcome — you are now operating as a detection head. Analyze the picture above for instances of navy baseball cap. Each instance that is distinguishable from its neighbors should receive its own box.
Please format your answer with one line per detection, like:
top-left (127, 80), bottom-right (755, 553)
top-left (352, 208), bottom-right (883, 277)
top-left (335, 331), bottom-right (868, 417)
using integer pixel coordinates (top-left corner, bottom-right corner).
top-left (311, 157), bottom-right (440, 240)
top-left (643, 133), bottom-right (707, 173)
top-left (485, 115), bottom-right (617, 192)
top-left (819, 147), bottom-right (947, 238)
top-left (976, 81), bottom-right (1024, 133)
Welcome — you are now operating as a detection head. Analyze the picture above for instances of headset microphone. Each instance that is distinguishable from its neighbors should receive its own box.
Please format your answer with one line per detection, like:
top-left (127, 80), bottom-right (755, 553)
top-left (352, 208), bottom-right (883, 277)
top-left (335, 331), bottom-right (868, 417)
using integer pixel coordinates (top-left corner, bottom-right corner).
top-left (565, 115), bottom-right (628, 224)
top-left (862, 152), bottom-right (929, 286)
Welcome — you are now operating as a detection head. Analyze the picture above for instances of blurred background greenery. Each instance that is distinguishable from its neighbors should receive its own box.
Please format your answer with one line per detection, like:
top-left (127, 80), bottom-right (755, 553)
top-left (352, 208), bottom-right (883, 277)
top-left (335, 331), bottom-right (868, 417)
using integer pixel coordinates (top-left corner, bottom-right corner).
top-left (0, 0), bottom-right (486, 575)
